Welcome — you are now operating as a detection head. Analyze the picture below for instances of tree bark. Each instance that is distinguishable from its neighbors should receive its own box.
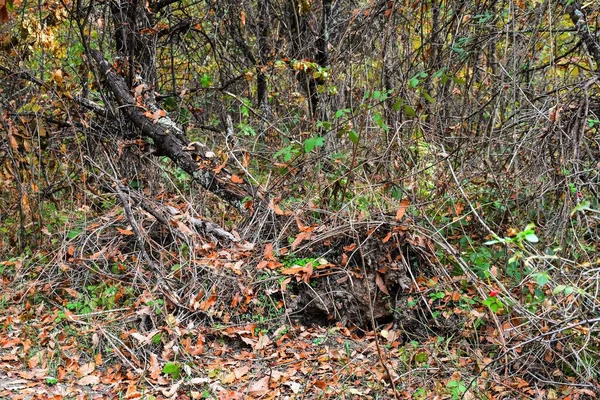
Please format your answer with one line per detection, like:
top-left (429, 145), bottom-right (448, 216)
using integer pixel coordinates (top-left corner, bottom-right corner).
top-left (563, 1), bottom-right (600, 72)
top-left (90, 50), bottom-right (255, 208)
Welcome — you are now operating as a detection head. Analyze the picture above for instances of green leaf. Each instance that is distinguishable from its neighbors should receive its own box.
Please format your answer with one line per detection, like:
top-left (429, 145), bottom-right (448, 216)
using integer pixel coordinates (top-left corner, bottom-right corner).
top-left (275, 145), bottom-right (294, 161)
top-left (348, 130), bottom-right (359, 144)
top-left (200, 74), bottom-right (212, 88)
top-left (304, 136), bottom-right (325, 153)
top-left (534, 272), bottom-right (550, 287)
top-left (372, 113), bottom-right (389, 132)
top-left (552, 285), bottom-right (566, 295)
top-left (46, 377), bottom-right (58, 385)
top-left (152, 333), bottom-right (162, 344)
top-left (67, 229), bottom-right (82, 239)
top-left (316, 120), bottom-right (331, 130)
top-left (524, 233), bottom-right (538, 243)
top-left (304, 138), bottom-right (315, 153)
top-left (570, 200), bottom-right (593, 216)
top-left (403, 105), bottom-right (416, 117)
top-left (431, 68), bottom-right (446, 79)
top-left (372, 90), bottom-right (381, 100)
top-left (414, 352), bottom-right (428, 363)
top-left (422, 91), bottom-right (436, 104)
top-left (564, 286), bottom-right (574, 296)
top-left (163, 362), bottom-right (181, 379)
top-left (409, 77), bottom-right (420, 88)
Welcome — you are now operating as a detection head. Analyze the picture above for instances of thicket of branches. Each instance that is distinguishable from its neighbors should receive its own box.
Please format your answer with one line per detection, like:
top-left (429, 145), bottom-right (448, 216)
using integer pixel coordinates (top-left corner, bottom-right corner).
top-left (1, 0), bottom-right (599, 393)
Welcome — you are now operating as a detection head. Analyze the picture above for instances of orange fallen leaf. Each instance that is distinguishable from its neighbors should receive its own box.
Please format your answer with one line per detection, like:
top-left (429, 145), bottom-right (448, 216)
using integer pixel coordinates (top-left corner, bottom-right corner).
top-left (268, 198), bottom-right (290, 216)
top-left (381, 231), bottom-right (392, 243)
top-left (343, 243), bottom-right (356, 252)
top-left (231, 174), bottom-right (244, 183)
top-left (454, 200), bottom-right (464, 216)
top-left (314, 380), bottom-right (327, 390)
top-left (27, 355), bottom-right (40, 369)
top-left (291, 231), bottom-right (311, 250)
top-left (395, 198), bottom-right (409, 221)
top-left (221, 371), bottom-right (236, 384)
top-left (2, 338), bottom-right (21, 348)
top-left (117, 227), bottom-right (134, 235)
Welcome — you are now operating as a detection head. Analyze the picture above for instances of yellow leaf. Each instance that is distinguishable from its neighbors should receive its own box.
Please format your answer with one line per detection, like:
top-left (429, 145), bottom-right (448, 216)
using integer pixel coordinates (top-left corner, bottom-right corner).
top-left (52, 69), bottom-right (63, 87)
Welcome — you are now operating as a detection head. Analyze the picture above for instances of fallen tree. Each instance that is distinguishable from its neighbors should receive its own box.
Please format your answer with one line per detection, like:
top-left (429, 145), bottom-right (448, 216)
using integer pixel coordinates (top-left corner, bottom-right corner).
top-left (90, 50), bottom-right (255, 209)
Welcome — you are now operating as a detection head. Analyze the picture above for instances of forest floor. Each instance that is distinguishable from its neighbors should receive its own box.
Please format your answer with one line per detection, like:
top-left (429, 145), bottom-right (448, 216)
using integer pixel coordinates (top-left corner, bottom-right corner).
top-left (1, 259), bottom-right (596, 400)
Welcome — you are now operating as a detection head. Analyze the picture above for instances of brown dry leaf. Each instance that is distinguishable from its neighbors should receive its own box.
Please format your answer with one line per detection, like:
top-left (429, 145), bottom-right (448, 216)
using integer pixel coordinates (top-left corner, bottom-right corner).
top-left (174, 220), bottom-right (195, 236)
top-left (240, 336), bottom-right (255, 347)
top-left (77, 362), bottom-right (95, 377)
top-left (281, 263), bottom-right (313, 284)
top-left (0, 0), bottom-right (9, 23)
top-left (77, 374), bottom-right (100, 386)
top-left (291, 231), bottom-right (311, 250)
top-left (248, 376), bottom-right (270, 396)
top-left (395, 198), bottom-right (409, 221)
top-left (375, 273), bottom-right (390, 295)
top-left (2, 338), bottom-right (21, 348)
top-left (455, 200), bottom-right (464, 216)
top-left (149, 353), bottom-right (160, 380)
top-left (161, 381), bottom-right (182, 397)
top-left (264, 243), bottom-right (275, 260)
top-left (27, 354), bottom-right (40, 369)
top-left (124, 383), bottom-right (141, 398)
top-left (578, 389), bottom-right (597, 398)
top-left (233, 365), bottom-right (250, 380)
top-left (133, 84), bottom-right (146, 98)
top-left (280, 265), bottom-right (305, 275)
top-left (63, 287), bottom-right (79, 298)
top-left (221, 371), bottom-right (236, 384)
top-left (255, 334), bottom-right (272, 350)
top-left (117, 227), bottom-right (134, 235)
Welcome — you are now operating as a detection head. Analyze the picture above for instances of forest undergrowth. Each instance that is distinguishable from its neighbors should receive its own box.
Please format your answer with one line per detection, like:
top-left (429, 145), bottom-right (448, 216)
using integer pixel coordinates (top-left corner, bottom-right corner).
top-left (1, 0), bottom-right (600, 399)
